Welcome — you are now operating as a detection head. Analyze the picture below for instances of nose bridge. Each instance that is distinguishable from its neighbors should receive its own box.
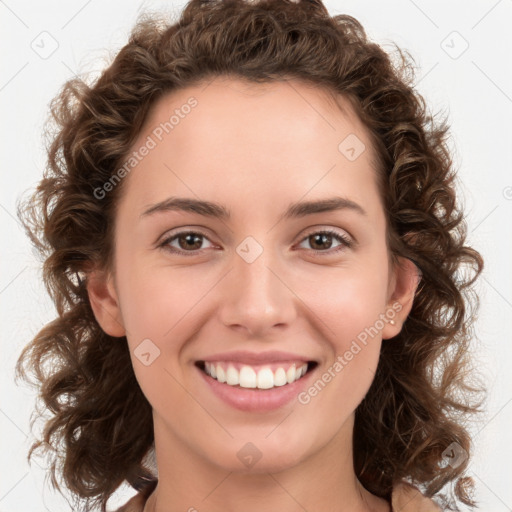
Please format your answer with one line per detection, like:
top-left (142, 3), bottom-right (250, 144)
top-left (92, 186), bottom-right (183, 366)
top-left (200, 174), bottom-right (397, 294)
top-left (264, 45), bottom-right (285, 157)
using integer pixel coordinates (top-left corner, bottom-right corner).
top-left (219, 237), bottom-right (295, 335)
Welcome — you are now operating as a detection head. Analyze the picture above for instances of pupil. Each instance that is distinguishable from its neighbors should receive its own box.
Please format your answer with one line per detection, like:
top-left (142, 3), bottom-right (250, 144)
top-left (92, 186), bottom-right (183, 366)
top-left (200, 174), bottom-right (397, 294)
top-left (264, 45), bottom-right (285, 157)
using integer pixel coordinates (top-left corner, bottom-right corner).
top-left (312, 233), bottom-right (331, 250)
top-left (181, 234), bottom-right (201, 250)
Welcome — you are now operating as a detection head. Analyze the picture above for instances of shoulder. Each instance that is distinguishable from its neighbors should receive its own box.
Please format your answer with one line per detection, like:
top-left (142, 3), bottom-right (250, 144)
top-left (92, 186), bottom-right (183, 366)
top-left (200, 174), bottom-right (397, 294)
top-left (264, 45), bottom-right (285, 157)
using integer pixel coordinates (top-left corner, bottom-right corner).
top-left (111, 491), bottom-right (147, 512)
top-left (112, 478), bottom-right (157, 512)
top-left (391, 482), bottom-right (442, 512)
top-left (112, 481), bottom-right (440, 512)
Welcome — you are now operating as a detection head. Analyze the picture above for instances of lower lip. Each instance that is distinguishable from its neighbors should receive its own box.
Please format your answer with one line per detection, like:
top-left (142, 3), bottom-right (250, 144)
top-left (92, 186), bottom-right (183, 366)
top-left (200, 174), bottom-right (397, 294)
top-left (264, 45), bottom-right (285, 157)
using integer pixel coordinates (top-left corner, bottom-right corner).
top-left (197, 364), bottom-right (316, 412)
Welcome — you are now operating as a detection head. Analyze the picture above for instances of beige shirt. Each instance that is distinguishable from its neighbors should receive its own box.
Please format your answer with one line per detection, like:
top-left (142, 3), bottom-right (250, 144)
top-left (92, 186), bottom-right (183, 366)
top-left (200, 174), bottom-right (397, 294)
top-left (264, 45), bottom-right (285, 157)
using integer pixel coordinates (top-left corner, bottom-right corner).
top-left (113, 482), bottom-right (442, 512)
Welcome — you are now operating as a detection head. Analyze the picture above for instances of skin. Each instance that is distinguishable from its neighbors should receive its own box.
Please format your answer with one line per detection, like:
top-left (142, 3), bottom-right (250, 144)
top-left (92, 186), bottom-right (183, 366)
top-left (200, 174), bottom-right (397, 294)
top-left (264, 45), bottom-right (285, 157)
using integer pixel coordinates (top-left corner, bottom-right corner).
top-left (87, 77), bottom-right (420, 512)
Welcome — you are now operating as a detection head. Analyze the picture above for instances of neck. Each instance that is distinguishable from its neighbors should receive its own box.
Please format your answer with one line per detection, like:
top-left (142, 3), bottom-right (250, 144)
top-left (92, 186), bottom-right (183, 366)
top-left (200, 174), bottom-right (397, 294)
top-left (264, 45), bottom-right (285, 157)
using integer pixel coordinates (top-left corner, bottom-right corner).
top-left (143, 413), bottom-right (390, 512)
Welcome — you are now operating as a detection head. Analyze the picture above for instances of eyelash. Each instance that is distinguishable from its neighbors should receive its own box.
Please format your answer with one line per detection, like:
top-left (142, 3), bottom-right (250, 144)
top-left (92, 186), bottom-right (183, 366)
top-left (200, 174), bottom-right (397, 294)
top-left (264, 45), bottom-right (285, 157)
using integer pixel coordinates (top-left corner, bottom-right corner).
top-left (158, 228), bottom-right (353, 257)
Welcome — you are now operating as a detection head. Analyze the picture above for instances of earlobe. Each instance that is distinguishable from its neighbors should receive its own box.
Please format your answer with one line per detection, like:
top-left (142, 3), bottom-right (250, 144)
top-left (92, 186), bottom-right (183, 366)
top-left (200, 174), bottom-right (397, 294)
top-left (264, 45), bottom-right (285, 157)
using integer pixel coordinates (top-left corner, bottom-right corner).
top-left (86, 269), bottom-right (126, 337)
top-left (382, 257), bottom-right (422, 340)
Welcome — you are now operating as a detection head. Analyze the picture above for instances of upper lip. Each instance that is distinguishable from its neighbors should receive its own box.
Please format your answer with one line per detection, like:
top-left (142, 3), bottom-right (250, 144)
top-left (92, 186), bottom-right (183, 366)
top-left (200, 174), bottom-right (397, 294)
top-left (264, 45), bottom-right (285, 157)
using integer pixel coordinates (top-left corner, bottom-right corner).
top-left (198, 350), bottom-right (316, 364)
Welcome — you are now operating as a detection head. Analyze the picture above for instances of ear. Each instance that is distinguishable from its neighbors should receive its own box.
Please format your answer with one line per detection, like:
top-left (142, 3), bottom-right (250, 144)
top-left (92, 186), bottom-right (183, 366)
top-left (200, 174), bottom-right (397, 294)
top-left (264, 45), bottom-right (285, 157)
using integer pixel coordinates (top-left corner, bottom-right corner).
top-left (381, 257), bottom-right (421, 340)
top-left (86, 268), bottom-right (126, 337)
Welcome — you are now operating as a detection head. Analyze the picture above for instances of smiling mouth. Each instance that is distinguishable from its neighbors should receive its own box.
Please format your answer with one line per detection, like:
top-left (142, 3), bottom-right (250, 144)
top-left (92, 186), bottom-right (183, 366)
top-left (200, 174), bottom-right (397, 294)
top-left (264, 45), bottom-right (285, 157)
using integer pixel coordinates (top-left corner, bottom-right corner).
top-left (195, 360), bottom-right (318, 390)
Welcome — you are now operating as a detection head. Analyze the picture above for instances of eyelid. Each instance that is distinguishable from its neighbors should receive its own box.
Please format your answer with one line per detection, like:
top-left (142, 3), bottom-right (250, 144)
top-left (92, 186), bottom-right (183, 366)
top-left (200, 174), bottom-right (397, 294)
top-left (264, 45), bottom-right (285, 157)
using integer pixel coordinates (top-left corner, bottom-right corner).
top-left (294, 227), bottom-right (353, 254)
top-left (298, 225), bottom-right (353, 245)
top-left (155, 226), bottom-right (214, 246)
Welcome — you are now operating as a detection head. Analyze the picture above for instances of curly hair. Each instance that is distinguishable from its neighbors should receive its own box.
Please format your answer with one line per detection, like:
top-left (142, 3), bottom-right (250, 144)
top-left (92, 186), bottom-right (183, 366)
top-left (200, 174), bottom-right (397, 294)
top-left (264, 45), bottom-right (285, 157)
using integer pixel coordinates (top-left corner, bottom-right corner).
top-left (15, 0), bottom-right (485, 510)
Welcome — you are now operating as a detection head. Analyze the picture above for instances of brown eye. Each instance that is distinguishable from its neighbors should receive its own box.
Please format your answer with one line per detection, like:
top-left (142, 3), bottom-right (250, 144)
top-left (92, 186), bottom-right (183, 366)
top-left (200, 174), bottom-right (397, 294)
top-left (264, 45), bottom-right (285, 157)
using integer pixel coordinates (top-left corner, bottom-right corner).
top-left (297, 229), bottom-right (352, 254)
top-left (159, 231), bottom-right (214, 255)
top-left (176, 233), bottom-right (204, 251)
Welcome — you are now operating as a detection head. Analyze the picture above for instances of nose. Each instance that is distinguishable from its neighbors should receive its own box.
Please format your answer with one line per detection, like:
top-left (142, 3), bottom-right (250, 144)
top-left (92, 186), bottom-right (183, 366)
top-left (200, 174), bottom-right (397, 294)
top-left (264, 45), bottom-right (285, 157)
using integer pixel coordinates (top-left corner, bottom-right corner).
top-left (218, 242), bottom-right (297, 337)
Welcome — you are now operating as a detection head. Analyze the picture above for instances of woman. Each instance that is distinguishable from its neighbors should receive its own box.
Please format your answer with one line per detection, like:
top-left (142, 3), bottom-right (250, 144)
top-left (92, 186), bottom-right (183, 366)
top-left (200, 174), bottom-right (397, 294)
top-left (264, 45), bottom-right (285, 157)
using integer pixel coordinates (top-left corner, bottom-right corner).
top-left (16, 0), bottom-right (484, 511)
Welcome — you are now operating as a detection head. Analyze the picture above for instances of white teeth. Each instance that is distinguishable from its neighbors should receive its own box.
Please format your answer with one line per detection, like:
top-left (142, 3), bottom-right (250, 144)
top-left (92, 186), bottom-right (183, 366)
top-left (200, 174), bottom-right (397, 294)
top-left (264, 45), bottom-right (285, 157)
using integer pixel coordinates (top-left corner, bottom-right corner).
top-left (256, 367), bottom-right (274, 389)
top-left (216, 365), bottom-right (226, 383)
top-left (203, 362), bottom-right (309, 389)
top-left (273, 367), bottom-right (287, 386)
top-left (286, 364), bottom-right (296, 384)
top-left (226, 365), bottom-right (240, 386)
top-left (239, 366), bottom-right (257, 388)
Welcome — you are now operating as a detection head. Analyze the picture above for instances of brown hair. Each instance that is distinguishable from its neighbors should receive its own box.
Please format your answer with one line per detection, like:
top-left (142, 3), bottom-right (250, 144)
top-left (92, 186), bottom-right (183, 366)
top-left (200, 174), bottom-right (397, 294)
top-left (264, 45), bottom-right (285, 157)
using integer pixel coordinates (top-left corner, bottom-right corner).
top-left (15, 0), bottom-right (485, 510)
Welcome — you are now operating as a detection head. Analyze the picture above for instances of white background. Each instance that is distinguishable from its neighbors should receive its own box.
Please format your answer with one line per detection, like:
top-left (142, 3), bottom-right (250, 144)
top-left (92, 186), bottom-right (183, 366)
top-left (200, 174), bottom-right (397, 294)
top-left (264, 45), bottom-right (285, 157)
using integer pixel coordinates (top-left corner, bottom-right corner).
top-left (1, 0), bottom-right (511, 510)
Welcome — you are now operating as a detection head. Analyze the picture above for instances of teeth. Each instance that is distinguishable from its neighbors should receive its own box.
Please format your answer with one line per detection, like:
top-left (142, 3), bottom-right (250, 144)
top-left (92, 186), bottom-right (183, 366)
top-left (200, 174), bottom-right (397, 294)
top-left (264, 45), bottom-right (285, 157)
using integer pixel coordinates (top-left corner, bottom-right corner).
top-left (226, 365), bottom-right (240, 386)
top-left (257, 367), bottom-right (274, 389)
top-left (286, 365), bottom-right (296, 384)
top-left (274, 367), bottom-right (287, 386)
top-left (203, 362), bottom-right (309, 389)
top-left (240, 366), bottom-right (256, 388)
top-left (216, 365), bottom-right (226, 383)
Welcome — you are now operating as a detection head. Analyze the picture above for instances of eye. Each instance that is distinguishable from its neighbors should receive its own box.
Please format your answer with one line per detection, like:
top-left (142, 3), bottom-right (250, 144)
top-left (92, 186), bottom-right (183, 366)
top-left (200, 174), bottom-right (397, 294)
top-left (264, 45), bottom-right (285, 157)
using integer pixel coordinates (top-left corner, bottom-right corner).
top-left (158, 228), bottom-right (353, 257)
top-left (296, 229), bottom-right (353, 254)
top-left (159, 230), bottom-right (215, 256)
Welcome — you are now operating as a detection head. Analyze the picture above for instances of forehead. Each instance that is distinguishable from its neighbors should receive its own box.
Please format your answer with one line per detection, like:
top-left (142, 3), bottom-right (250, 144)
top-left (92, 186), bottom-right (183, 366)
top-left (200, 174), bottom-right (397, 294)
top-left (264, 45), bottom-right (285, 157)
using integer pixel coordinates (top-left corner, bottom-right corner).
top-left (141, 76), bottom-right (370, 151)
top-left (121, 77), bottom-right (382, 221)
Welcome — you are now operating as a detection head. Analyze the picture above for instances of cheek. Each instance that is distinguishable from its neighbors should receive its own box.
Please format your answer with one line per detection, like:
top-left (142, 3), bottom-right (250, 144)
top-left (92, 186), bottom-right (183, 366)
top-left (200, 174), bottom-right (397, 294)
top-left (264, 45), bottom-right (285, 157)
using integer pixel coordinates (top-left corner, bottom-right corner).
top-left (115, 257), bottom-right (215, 398)
top-left (301, 261), bottom-right (390, 344)
top-left (115, 253), bottom-right (193, 339)
top-left (324, 282), bottom-right (385, 380)
top-left (116, 261), bottom-right (198, 410)
top-left (296, 262), bottom-right (389, 407)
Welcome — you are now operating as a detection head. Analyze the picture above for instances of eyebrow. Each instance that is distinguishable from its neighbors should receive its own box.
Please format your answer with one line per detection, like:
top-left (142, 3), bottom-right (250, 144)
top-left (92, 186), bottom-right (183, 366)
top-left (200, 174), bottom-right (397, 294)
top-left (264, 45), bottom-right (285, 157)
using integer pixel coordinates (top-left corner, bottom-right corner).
top-left (140, 196), bottom-right (367, 221)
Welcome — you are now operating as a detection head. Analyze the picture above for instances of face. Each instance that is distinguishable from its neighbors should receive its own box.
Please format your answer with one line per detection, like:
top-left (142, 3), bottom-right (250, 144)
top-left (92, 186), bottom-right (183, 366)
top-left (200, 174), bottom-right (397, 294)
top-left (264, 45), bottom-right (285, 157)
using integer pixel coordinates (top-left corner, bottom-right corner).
top-left (88, 77), bottom-right (418, 475)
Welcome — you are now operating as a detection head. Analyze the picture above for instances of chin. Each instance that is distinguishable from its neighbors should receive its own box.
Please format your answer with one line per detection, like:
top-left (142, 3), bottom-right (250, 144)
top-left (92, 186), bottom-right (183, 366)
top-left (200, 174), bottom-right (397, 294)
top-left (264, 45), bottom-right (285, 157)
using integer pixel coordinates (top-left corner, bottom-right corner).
top-left (205, 437), bottom-right (312, 474)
